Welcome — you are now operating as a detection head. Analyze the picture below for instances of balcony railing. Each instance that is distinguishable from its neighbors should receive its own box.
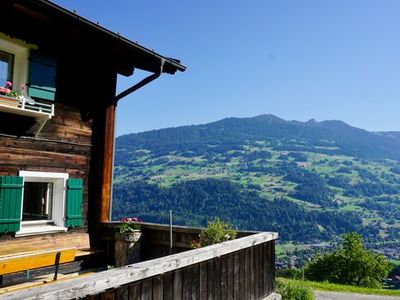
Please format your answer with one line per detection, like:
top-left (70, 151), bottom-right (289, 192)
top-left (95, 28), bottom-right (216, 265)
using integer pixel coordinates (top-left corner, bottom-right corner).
top-left (1, 225), bottom-right (278, 300)
top-left (0, 95), bottom-right (54, 120)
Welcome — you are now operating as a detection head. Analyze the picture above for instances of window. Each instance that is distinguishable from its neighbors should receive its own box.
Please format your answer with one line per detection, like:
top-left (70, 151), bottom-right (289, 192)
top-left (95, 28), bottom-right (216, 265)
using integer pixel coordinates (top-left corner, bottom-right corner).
top-left (0, 173), bottom-right (83, 236)
top-left (18, 171), bottom-right (69, 235)
top-left (0, 33), bottom-right (30, 89)
top-left (0, 49), bottom-right (14, 85)
top-left (23, 182), bottom-right (53, 221)
top-left (0, 34), bottom-right (56, 120)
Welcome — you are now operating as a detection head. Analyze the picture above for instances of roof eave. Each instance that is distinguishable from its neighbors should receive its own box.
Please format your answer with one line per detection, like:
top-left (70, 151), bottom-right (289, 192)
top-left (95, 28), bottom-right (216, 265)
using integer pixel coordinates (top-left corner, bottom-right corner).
top-left (16, 0), bottom-right (186, 74)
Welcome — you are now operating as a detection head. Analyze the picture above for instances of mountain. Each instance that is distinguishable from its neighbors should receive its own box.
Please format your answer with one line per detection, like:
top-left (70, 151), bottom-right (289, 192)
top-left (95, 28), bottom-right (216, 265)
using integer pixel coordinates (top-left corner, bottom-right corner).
top-left (112, 115), bottom-right (400, 244)
top-left (116, 114), bottom-right (400, 161)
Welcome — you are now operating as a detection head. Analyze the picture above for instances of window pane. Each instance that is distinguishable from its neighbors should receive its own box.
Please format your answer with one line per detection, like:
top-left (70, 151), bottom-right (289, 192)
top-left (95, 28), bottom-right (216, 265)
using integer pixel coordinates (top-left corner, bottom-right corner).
top-left (0, 50), bottom-right (14, 86)
top-left (23, 182), bottom-right (53, 221)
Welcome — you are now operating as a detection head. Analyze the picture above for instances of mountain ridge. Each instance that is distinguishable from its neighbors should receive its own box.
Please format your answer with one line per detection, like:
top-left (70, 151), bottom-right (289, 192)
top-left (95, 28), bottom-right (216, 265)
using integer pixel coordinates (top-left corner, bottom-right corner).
top-left (116, 114), bottom-right (400, 161)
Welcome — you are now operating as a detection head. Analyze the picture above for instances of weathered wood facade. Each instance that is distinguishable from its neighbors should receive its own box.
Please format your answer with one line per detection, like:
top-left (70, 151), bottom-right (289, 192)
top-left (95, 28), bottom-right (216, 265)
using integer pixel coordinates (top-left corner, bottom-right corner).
top-left (0, 0), bottom-right (184, 283)
top-left (0, 103), bottom-right (93, 230)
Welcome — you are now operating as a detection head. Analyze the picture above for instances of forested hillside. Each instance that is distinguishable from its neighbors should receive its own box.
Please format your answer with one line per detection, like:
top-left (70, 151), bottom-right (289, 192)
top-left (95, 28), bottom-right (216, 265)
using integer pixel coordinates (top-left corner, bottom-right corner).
top-left (113, 115), bottom-right (400, 244)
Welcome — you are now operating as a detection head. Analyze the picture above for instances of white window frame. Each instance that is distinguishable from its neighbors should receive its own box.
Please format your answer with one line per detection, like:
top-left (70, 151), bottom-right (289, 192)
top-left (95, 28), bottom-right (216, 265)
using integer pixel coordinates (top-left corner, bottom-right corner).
top-left (0, 33), bottom-right (31, 89)
top-left (17, 171), bottom-right (69, 236)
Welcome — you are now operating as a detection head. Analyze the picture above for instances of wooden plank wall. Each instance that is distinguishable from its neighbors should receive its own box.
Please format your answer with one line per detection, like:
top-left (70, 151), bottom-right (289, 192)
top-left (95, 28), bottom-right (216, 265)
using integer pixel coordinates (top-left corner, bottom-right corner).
top-left (140, 224), bottom-right (202, 260)
top-left (0, 102), bottom-right (92, 233)
top-left (0, 103), bottom-right (92, 174)
top-left (87, 241), bottom-right (275, 300)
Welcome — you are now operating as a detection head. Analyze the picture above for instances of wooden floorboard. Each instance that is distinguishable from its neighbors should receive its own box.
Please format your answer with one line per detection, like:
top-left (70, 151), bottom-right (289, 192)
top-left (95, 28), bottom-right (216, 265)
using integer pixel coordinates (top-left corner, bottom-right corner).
top-left (0, 232), bottom-right (90, 258)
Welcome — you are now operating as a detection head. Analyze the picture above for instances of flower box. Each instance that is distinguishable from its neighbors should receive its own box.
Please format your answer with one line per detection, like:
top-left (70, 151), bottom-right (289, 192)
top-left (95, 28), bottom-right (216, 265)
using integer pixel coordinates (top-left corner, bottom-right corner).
top-left (0, 95), bottom-right (19, 108)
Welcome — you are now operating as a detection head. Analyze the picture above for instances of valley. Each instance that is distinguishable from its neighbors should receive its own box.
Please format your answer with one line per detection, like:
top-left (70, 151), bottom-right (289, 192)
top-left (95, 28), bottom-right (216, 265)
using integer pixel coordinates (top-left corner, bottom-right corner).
top-left (112, 114), bottom-right (400, 263)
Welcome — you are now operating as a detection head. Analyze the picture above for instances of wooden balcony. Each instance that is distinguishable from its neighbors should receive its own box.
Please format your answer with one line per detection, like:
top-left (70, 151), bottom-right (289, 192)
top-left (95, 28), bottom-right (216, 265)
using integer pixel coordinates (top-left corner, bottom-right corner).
top-left (1, 223), bottom-right (278, 300)
top-left (0, 95), bottom-right (54, 120)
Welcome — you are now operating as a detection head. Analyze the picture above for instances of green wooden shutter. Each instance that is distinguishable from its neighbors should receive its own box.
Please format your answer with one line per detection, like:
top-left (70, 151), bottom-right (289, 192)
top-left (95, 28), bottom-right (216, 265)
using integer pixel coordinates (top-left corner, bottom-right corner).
top-left (66, 178), bottom-right (83, 228)
top-left (0, 176), bottom-right (23, 233)
top-left (28, 50), bottom-right (57, 101)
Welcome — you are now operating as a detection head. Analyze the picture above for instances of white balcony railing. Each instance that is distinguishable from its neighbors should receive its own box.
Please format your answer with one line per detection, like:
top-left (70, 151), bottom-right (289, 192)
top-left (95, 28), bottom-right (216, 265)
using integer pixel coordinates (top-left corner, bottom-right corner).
top-left (0, 95), bottom-right (54, 120)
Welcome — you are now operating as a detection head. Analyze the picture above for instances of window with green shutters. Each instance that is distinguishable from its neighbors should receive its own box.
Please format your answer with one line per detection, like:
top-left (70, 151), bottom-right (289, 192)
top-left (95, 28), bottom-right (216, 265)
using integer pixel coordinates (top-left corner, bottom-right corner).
top-left (0, 174), bottom-right (83, 234)
top-left (66, 178), bottom-right (83, 228)
top-left (0, 176), bottom-right (23, 233)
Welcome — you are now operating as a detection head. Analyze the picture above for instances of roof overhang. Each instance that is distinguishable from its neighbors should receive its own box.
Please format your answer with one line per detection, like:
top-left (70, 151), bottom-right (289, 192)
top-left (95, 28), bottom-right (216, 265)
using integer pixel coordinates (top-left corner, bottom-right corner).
top-left (0, 0), bottom-right (186, 76)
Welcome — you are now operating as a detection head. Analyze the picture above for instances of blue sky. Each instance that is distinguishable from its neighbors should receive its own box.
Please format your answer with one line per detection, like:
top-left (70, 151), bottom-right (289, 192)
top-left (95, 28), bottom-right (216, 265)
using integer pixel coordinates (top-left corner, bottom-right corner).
top-left (54, 1), bottom-right (400, 136)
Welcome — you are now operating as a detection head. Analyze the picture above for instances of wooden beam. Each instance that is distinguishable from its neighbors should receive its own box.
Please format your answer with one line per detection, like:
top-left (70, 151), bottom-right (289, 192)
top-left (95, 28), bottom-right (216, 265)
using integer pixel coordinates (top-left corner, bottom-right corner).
top-left (88, 69), bottom-right (117, 227)
top-left (99, 103), bottom-right (116, 222)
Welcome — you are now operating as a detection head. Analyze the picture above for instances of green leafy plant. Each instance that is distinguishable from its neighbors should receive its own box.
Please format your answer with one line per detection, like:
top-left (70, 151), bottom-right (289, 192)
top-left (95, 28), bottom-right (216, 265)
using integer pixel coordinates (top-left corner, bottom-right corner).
top-left (197, 218), bottom-right (237, 247)
top-left (116, 217), bottom-right (141, 233)
top-left (304, 232), bottom-right (391, 288)
top-left (276, 278), bottom-right (314, 300)
top-left (190, 239), bottom-right (201, 249)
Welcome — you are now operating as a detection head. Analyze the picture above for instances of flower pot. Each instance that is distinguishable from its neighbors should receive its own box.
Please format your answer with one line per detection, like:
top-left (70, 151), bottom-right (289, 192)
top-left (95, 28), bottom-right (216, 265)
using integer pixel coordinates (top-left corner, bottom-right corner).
top-left (115, 230), bottom-right (142, 267)
top-left (0, 95), bottom-right (19, 108)
top-left (115, 230), bottom-right (142, 243)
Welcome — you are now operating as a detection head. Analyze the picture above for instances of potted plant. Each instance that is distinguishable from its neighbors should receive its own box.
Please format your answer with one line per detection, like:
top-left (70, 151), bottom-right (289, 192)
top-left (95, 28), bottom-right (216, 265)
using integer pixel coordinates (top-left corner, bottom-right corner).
top-left (190, 218), bottom-right (237, 248)
top-left (115, 217), bottom-right (142, 266)
top-left (0, 81), bottom-right (31, 108)
top-left (115, 217), bottom-right (142, 242)
top-left (0, 81), bottom-right (19, 107)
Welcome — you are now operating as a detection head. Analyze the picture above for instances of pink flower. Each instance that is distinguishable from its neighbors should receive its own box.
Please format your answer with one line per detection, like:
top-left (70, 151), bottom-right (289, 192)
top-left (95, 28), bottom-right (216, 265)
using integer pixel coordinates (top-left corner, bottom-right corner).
top-left (5, 81), bottom-right (12, 88)
top-left (0, 87), bottom-right (11, 95)
top-left (120, 216), bottom-right (141, 223)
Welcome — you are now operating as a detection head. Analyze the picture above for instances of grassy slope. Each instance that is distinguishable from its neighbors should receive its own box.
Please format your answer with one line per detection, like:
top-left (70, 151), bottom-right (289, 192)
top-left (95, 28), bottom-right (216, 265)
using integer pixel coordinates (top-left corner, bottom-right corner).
top-left (278, 278), bottom-right (400, 297)
top-left (114, 144), bottom-right (400, 238)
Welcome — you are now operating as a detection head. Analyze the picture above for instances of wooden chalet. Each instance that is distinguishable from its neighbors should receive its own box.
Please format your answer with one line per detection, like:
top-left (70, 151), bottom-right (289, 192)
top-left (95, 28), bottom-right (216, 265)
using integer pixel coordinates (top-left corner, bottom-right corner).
top-left (0, 0), bottom-right (183, 283)
top-left (0, 1), bottom-right (279, 299)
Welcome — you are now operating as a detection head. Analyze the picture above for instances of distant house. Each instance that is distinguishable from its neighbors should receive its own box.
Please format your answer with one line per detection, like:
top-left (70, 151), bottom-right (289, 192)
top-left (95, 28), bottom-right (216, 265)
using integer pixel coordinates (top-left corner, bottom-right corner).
top-left (0, 0), bottom-right (184, 253)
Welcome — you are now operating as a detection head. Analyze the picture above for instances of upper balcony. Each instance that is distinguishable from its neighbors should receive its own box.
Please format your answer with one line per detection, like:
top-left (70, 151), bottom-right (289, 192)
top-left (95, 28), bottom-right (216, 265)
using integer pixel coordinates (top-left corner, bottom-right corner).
top-left (0, 95), bottom-right (54, 120)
